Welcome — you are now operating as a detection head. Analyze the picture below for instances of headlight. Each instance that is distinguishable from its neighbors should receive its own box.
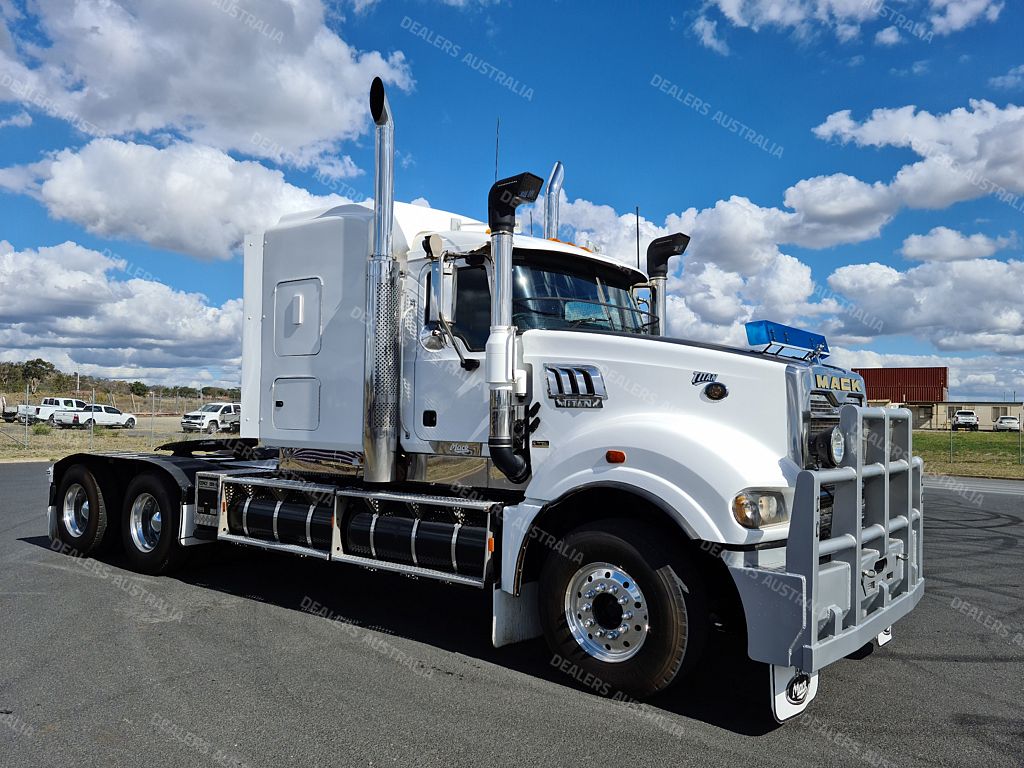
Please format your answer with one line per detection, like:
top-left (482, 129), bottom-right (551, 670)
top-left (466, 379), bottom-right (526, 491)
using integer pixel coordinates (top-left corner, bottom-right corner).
top-left (813, 426), bottom-right (846, 467)
top-left (732, 490), bottom-right (788, 529)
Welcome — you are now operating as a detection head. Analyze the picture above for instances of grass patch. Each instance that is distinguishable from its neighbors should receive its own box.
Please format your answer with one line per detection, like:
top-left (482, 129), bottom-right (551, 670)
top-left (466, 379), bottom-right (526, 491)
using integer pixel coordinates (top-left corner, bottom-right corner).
top-left (914, 429), bottom-right (1024, 480)
top-left (31, 423), bottom-right (52, 436)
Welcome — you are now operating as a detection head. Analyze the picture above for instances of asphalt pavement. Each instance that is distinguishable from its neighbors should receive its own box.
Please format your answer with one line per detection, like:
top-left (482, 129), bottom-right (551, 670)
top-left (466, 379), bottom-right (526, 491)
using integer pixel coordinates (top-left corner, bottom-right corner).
top-left (1, 462), bottom-right (1022, 767)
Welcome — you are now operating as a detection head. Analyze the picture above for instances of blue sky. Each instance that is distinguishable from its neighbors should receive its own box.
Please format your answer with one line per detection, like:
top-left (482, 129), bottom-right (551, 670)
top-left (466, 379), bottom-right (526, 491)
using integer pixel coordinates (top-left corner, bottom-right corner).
top-left (0, 0), bottom-right (1022, 397)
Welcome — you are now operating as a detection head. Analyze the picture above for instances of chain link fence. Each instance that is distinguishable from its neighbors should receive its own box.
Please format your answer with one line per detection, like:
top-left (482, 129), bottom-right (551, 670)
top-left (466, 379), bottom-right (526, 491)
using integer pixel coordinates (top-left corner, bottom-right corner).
top-left (0, 388), bottom-right (237, 459)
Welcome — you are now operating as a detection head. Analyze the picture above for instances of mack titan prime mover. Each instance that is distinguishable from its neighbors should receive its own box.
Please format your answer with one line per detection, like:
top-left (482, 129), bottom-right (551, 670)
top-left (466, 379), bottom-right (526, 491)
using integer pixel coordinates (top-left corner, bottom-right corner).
top-left (45, 78), bottom-right (923, 721)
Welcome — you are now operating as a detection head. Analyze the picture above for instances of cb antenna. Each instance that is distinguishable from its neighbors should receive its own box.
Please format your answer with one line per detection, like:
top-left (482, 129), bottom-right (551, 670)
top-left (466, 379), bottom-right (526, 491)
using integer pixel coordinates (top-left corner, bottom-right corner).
top-left (494, 117), bottom-right (500, 182)
top-left (635, 206), bottom-right (641, 271)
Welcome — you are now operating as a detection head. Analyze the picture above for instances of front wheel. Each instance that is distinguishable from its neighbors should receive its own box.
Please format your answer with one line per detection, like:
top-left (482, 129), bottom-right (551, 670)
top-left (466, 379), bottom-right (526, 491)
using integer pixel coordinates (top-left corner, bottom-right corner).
top-left (539, 520), bottom-right (708, 699)
top-left (124, 418), bottom-right (136, 429)
top-left (121, 474), bottom-right (185, 574)
top-left (206, 421), bottom-right (218, 434)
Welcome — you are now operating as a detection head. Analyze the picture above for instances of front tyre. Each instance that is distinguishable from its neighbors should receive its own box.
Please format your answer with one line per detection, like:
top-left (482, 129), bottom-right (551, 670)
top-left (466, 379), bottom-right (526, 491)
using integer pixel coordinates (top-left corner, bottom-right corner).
top-left (539, 520), bottom-right (708, 699)
top-left (121, 474), bottom-right (185, 574)
top-left (124, 418), bottom-right (136, 429)
top-left (206, 421), bottom-right (218, 434)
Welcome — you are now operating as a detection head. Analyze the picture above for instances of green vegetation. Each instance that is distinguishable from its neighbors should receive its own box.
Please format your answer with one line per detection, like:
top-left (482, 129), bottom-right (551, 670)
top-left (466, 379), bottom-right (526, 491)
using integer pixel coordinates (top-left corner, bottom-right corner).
top-left (0, 358), bottom-right (239, 401)
top-left (31, 423), bottom-right (51, 436)
top-left (914, 430), bottom-right (1024, 480)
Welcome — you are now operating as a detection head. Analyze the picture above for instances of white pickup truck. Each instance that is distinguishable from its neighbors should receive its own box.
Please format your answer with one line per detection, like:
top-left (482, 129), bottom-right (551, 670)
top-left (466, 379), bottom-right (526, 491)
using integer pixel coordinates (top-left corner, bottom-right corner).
top-left (17, 397), bottom-right (87, 425)
top-left (951, 410), bottom-right (979, 431)
top-left (180, 402), bottom-right (241, 434)
top-left (54, 404), bottom-right (137, 429)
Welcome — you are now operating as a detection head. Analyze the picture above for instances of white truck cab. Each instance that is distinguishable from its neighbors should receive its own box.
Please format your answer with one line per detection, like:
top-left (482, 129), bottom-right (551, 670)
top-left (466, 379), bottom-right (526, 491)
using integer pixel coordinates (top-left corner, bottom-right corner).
top-left (45, 78), bottom-right (923, 722)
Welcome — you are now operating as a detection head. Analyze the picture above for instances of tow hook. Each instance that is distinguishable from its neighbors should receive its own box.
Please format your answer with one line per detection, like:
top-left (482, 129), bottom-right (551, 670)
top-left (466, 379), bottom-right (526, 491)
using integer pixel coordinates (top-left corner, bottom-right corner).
top-left (861, 557), bottom-right (891, 597)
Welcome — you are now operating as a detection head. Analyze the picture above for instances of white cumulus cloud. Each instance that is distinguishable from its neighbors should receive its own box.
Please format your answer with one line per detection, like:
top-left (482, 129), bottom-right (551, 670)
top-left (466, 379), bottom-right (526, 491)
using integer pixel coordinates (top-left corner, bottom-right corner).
top-left (0, 0), bottom-right (412, 169)
top-left (0, 140), bottom-right (361, 260)
top-left (0, 241), bottom-right (243, 384)
top-left (900, 226), bottom-right (1016, 261)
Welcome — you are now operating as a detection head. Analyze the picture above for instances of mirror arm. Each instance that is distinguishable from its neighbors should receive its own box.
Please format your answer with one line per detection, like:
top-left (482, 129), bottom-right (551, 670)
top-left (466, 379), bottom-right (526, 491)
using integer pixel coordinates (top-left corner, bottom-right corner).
top-left (436, 312), bottom-right (479, 371)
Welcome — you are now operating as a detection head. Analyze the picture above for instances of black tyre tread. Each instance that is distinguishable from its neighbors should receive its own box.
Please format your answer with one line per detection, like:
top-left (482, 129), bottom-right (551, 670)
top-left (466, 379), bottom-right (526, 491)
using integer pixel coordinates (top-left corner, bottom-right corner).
top-left (121, 473), bottom-right (186, 575)
top-left (54, 465), bottom-right (109, 555)
top-left (538, 518), bottom-right (708, 699)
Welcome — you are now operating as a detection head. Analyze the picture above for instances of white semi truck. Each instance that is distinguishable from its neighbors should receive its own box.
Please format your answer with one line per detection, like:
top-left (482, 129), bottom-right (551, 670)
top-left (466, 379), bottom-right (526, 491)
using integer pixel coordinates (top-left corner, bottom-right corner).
top-left (46, 78), bottom-right (923, 721)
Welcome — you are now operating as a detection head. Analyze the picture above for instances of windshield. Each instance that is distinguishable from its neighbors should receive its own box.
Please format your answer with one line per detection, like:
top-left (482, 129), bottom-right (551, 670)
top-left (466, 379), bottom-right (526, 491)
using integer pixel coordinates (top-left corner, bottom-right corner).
top-left (200, 404), bottom-right (221, 412)
top-left (512, 256), bottom-right (649, 334)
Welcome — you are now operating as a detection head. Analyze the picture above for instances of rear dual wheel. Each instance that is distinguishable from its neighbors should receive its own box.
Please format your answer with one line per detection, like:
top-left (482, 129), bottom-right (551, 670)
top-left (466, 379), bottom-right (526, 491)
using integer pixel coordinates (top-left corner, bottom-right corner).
top-left (55, 466), bottom-right (111, 554)
top-left (121, 474), bottom-right (185, 575)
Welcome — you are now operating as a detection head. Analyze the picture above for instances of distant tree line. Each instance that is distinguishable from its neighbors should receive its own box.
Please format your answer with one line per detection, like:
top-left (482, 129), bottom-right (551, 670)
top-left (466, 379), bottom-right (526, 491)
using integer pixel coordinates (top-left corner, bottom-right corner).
top-left (0, 359), bottom-right (240, 401)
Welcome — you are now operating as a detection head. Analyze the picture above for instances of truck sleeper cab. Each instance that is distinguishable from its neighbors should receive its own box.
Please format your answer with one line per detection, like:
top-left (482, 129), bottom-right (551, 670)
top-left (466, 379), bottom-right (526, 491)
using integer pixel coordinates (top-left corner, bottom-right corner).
top-left (44, 78), bottom-right (923, 723)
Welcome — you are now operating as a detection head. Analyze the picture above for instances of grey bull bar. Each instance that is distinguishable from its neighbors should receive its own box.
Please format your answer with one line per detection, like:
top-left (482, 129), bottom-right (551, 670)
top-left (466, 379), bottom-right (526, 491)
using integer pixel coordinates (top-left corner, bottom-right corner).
top-left (730, 406), bottom-right (924, 673)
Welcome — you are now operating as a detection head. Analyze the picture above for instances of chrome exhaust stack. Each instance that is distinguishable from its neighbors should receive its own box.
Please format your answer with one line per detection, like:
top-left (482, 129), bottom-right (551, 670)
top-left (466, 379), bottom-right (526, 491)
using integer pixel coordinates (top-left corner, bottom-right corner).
top-left (363, 77), bottom-right (400, 483)
top-left (543, 161), bottom-right (564, 239)
top-left (486, 172), bottom-right (543, 484)
top-left (646, 233), bottom-right (690, 336)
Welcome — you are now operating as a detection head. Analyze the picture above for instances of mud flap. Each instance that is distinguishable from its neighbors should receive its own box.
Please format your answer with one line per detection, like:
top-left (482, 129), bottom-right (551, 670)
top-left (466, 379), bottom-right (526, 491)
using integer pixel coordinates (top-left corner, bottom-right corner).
top-left (770, 665), bottom-right (819, 723)
top-left (876, 626), bottom-right (893, 646)
top-left (492, 582), bottom-right (542, 648)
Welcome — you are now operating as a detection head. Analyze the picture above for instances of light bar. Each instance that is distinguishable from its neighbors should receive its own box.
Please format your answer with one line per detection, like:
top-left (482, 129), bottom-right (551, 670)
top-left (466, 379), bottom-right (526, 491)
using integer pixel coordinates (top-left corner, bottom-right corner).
top-left (745, 320), bottom-right (830, 360)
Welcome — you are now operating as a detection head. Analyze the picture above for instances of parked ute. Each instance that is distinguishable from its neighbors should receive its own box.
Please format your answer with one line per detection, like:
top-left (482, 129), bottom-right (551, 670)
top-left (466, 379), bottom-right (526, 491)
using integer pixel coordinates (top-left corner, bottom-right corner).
top-left (180, 402), bottom-right (240, 434)
top-left (55, 404), bottom-right (137, 429)
top-left (951, 410), bottom-right (979, 431)
top-left (17, 397), bottom-right (86, 425)
top-left (994, 415), bottom-right (1020, 432)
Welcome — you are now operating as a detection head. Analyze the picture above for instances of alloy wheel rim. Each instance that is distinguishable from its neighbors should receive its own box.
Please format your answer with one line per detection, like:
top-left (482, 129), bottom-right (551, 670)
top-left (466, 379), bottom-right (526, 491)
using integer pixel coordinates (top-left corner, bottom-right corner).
top-left (564, 562), bottom-right (649, 663)
top-left (129, 493), bottom-right (162, 552)
top-left (62, 483), bottom-right (90, 538)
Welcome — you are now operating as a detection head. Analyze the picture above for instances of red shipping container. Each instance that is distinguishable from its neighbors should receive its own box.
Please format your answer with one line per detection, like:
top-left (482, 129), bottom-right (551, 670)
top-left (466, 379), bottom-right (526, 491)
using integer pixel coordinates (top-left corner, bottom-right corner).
top-left (853, 367), bottom-right (948, 403)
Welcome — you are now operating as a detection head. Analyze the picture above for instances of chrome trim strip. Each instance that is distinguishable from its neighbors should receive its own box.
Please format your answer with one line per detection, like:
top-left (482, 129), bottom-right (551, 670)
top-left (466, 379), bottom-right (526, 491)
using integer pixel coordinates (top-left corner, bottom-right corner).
top-left (305, 504), bottom-right (315, 547)
top-left (410, 518), bottom-right (420, 566)
top-left (272, 500), bottom-right (282, 542)
top-left (330, 550), bottom-right (484, 588)
top-left (219, 532), bottom-right (329, 561)
top-left (450, 522), bottom-right (462, 571)
top-left (369, 513), bottom-right (378, 558)
top-left (241, 497), bottom-right (252, 537)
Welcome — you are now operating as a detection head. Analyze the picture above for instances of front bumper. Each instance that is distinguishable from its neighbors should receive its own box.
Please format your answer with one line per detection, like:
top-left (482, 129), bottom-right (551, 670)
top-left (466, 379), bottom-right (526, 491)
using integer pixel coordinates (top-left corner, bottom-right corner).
top-left (729, 406), bottom-right (924, 674)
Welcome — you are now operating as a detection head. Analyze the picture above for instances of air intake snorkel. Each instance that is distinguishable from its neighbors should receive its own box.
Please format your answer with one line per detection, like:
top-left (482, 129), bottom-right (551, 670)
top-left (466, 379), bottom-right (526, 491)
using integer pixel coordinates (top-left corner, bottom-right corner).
top-left (486, 172), bottom-right (543, 484)
top-left (646, 232), bottom-right (690, 336)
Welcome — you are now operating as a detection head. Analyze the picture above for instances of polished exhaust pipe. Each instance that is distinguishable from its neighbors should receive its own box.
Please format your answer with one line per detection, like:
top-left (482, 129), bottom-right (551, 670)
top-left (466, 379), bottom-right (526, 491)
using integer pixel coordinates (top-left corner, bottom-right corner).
top-left (646, 233), bottom-right (690, 336)
top-left (486, 172), bottom-right (543, 483)
top-left (363, 77), bottom-right (400, 483)
top-left (543, 161), bottom-right (564, 239)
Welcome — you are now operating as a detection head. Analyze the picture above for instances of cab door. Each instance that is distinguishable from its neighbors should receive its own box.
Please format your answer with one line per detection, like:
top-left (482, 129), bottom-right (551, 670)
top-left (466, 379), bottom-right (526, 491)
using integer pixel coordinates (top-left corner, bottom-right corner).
top-left (413, 262), bottom-right (491, 449)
